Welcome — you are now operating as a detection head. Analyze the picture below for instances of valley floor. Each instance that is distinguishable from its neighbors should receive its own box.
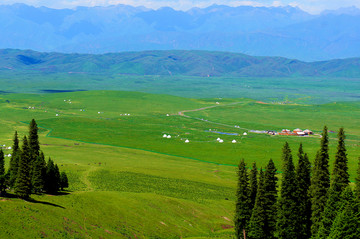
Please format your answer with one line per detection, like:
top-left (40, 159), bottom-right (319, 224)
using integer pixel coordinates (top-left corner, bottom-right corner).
top-left (0, 90), bottom-right (359, 238)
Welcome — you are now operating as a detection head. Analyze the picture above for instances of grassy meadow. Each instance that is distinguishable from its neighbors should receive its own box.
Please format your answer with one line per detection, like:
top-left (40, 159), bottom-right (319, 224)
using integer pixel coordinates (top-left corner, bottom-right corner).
top-left (1, 68), bottom-right (359, 104)
top-left (0, 90), bottom-right (359, 238)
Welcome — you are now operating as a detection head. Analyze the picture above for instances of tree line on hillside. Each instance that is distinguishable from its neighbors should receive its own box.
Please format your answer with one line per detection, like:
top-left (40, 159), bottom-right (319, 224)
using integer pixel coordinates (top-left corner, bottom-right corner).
top-left (235, 126), bottom-right (360, 239)
top-left (0, 119), bottom-right (68, 199)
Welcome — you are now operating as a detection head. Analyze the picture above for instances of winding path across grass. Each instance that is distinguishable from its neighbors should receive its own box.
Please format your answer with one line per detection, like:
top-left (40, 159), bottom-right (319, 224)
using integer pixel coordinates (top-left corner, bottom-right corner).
top-left (81, 166), bottom-right (99, 191)
top-left (178, 101), bottom-right (251, 130)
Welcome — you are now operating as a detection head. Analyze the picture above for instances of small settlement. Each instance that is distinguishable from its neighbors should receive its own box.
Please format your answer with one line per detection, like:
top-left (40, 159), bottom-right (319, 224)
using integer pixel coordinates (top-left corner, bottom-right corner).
top-left (250, 128), bottom-right (313, 136)
top-left (278, 128), bottom-right (313, 136)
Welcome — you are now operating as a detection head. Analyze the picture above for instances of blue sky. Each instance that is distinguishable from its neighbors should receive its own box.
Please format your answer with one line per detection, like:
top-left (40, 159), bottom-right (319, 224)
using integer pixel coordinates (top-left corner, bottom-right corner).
top-left (1, 0), bottom-right (360, 13)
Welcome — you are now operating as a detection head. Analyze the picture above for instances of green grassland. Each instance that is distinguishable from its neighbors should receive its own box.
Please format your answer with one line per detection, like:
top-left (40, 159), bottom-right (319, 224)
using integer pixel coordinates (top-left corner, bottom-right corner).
top-left (0, 90), bottom-right (359, 238)
top-left (1, 71), bottom-right (359, 104)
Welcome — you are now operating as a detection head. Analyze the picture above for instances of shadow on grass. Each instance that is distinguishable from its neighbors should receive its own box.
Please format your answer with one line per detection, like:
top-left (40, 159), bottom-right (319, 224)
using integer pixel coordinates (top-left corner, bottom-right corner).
top-left (0, 192), bottom-right (18, 199)
top-left (1, 191), bottom-right (68, 209)
top-left (46, 191), bottom-right (71, 196)
top-left (27, 198), bottom-right (65, 209)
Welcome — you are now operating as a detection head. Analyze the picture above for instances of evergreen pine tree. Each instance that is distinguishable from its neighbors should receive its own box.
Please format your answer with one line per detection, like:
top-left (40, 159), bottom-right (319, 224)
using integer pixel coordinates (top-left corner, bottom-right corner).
top-left (316, 128), bottom-right (350, 238)
top-left (316, 188), bottom-right (340, 238)
top-left (355, 157), bottom-right (360, 200)
top-left (310, 126), bottom-right (330, 236)
top-left (249, 162), bottom-right (258, 210)
top-left (0, 149), bottom-right (6, 194)
top-left (12, 130), bottom-right (19, 152)
top-left (60, 172), bottom-right (69, 191)
top-left (54, 164), bottom-right (61, 192)
top-left (29, 119), bottom-right (40, 187)
top-left (277, 142), bottom-right (298, 239)
top-left (8, 131), bottom-right (20, 188)
top-left (339, 186), bottom-right (355, 207)
top-left (234, 159), bottom-right (251, 239)
top-left (0, 149), bottom-right (5, 176)
top-left (8, 154), bottom-right (20, 188)
top-left (327, 187), bottom-right (360, 239)
top-left (263, 159), bottom-right (278, 239)
top-left (39, 151), bottom-right (47, 184)
top-left (29, 119), bottom-right (40, 159)
top-left (295, 144), bottom-right (311, 239)
top-left (31, 151), bottom-right (46, 194)
top-left (44, 158), bottom-right (54, 193)
top-left (14, 136), bottom-right (31, 199)
top-left (331, 128), bottom-right (349, 193)
top-left (248, 169), bottom-right (266, 239)
top-left (45, 158), bottom-right (60, 194)
top-left (281, 142), bottom-right (292, 163)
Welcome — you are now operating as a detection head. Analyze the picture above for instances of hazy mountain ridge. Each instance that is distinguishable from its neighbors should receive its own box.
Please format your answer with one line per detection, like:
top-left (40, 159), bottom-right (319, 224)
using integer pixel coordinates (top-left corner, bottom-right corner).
top-left (1, 4), bottom-right (359, 61)
top-left (1, 49), bottom-right (359, 78)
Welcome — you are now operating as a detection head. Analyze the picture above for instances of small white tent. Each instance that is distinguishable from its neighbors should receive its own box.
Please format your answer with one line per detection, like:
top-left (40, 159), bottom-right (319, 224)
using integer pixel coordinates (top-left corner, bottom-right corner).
top-left (167, 135), bottom-right (171, 139)
top-left (163, 134), bottom-right (167, 138)
top-left (219, 139), bottom-right (224, 143)
top-left (232, 140), bottom-right (237, 143)
top-left (185, 139), bottom-right (189, 143)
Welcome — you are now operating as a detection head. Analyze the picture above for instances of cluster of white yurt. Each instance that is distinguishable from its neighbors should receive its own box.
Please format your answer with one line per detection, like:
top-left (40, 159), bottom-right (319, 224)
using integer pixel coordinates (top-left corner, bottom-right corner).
top-left (216, 138), bottom-right (224, 143)
top-left (163, 134), bottom-right (172, 139)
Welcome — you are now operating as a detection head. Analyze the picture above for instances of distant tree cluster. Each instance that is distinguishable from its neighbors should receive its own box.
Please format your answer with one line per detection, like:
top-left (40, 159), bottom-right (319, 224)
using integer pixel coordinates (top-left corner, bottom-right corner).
top-left (234, 126), bottom-right (360, 238)
top-left (0, 119), bottom-right (68, 199)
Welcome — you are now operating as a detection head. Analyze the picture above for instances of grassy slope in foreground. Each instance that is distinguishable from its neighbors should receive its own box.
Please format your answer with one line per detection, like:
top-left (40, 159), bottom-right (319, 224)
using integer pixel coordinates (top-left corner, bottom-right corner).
top-left (0, 137), bottom-right (236, 238)
top-left (0, 91), bottom-right (237, 238)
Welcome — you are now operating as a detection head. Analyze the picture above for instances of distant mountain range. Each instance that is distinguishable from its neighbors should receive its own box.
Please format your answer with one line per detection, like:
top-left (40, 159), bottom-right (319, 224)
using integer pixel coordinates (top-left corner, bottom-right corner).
top-left (0, 4), bottom-right (359, 61)
top-left (1, 49), bottom-right (359, 78)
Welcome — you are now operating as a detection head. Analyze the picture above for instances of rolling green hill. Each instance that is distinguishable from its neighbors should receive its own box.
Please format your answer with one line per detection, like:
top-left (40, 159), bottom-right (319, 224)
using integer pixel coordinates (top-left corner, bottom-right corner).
top-left (1, 49), bottom-right (360, 77)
